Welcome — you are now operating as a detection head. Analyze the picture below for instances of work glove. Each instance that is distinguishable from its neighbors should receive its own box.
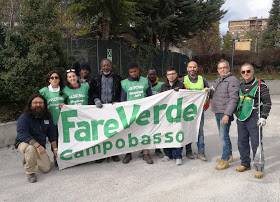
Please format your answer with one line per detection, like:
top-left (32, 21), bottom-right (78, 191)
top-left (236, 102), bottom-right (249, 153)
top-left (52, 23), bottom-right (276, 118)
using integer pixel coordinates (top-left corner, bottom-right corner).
top-left (204, 87), bottom-right (210, 93)
top-left (94, 98), bottom-right (103, 108)
top-left (257, 118), bottom-right (266, 127)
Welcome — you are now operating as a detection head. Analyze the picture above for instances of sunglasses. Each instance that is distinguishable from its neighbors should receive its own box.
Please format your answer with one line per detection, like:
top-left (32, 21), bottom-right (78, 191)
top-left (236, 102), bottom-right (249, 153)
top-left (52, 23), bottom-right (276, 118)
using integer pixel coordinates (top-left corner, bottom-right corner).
top-left (241, 70), bottom-right (251, 74)
top-left (66, 69), bottom-right (76, 73)
top-left (50, 76), bottom-right (59, 80)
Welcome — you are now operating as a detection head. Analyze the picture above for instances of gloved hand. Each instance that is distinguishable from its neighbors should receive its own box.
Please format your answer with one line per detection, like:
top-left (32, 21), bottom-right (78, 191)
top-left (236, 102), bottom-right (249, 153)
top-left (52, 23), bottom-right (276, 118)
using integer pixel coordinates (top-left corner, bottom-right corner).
top-left (174, 87), bottom-right (180, 91)
top-left (204, 87), bottom-right (210, 93)
top-left (94, 98), bottom-right (103, 108)
top-left (257, 118), bottom-right (266, 127)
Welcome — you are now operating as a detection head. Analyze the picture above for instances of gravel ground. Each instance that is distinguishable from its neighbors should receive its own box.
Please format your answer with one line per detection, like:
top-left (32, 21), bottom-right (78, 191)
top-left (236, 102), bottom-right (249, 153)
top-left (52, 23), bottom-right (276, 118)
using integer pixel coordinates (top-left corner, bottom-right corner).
top-left (1, 96), bottom-right (280, 202)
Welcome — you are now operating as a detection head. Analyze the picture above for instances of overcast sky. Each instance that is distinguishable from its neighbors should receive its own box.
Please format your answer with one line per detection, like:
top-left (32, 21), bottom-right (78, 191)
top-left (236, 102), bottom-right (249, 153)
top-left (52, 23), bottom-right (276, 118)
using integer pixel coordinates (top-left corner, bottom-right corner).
top-left (220, 0), bottom-right (273, 35)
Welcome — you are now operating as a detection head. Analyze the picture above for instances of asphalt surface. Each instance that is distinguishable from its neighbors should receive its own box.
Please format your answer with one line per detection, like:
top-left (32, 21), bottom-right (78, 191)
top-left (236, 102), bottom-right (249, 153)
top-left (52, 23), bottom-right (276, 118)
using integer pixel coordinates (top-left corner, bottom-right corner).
top-left (1, 96), bottom-right (280, 202)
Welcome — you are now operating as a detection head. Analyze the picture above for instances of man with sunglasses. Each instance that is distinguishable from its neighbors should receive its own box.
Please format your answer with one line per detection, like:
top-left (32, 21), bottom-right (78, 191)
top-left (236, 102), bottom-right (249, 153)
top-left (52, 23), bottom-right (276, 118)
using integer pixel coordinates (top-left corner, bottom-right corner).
top-left (235, 63), bottom-right (271, 179)
top-left (210, 59), bottom-right (240, 170)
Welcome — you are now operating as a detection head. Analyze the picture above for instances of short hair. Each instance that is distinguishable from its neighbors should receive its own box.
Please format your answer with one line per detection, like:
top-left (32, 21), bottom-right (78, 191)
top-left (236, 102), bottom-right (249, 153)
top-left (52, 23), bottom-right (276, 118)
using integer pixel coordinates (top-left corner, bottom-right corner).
top-left (148, 68), bottom-right (157, 73)
top-left (100, 58), bottom-right (112, 67)
top-left (24, 94), bottom-right (51, 119)
top-left (80, 63), bottom-right (91, 72)
top-left (217, 59), bottom-right (230, 69)
top-left (187, 61), bottom-right (198, 67)
top-left (127, 62), bottom-right (139, 70)
top-left (166, 67), bottom-right (176, 73)
top-left (241, 63), bottom-right (254, 70)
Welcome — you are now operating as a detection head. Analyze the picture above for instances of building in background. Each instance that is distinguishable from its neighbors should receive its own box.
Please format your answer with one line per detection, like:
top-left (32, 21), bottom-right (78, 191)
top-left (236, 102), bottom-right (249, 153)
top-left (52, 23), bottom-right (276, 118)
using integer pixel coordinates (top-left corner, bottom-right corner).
top-left (228, 17), bottom-right (268, 51)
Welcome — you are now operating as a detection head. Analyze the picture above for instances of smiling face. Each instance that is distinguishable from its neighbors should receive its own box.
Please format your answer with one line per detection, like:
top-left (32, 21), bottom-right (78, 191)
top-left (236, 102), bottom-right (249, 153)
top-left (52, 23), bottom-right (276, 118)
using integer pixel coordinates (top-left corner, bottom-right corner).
top-left (217, 62), bottom-right (230, 77)
top-left (148, 69), bottom-right (157, 83)
top-left (166, 70), bottom-right (177, 82)
top-left (49, 73), bottom-right (60, 88)
top-left (187, 61), bottom-right (198, 78)
top-left (67, 72), bottom-right (78, 86)
top-left (101, 59), bottom-right (112, 75)
top-left (241, 64), bottom-right (254, 83)
top-left (128, 67), bottom-right (140, 79)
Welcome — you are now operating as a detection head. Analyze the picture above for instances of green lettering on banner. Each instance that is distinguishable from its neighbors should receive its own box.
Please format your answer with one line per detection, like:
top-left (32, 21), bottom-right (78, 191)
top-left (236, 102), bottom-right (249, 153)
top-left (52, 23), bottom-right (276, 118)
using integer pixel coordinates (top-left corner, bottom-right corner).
top-left (91, 119), bottom-right (105, 141)
top-left (153, 104), bottom-right (167, 124)
top-left (61, 110), bottom-right (78, 143)
top-left (104, 119), bottom-right (119, 138)
top-left (176, 131), bottom-right (184, 143)
top-left (86, 145), bottom-right (101, 155)
top-left (136, 110), bottom-right (150, 125)
top-left (103, 141), bottom-right (113, 154)
top-left (183, 103), bottom-right (197, 121)
top-left (166, 98), bottom-right (183, 123)
top-left (165, 132), bottom-right (173, 143)
top-left (116, 139), bottom-right (125, 149)
top-left (153, 133), bottom-right (161, 144)
top-left (74, 150), bottom-right (84, 158)
top-left (128, 133), bottom-right (138, 147)
top-left (116, 104), bottom-right (141, 129)
top-left (60, 149), bottom-right (73, 160)
top-left (141, 135), bottom-right (151, 145)
top-left (74, 121), bottom-right (91, 142)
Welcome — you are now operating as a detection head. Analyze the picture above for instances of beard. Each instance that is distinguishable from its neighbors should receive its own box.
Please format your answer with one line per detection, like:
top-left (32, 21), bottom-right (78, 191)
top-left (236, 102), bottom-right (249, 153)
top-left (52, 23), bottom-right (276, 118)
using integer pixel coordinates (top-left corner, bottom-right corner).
top-left (30, 107), bottom-right (45, 118)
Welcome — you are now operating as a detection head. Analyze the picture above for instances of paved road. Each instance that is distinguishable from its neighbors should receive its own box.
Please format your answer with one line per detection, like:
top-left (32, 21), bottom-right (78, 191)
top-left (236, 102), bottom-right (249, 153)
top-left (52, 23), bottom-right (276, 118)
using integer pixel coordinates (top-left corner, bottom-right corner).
top-left (1, 96), bottom-right (280, 202)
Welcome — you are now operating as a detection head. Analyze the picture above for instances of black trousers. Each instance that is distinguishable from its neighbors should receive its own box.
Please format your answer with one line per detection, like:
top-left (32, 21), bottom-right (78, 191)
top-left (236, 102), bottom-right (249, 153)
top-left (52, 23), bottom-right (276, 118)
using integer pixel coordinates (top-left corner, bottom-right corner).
top-left (237, 110), bottom-right (262, 167)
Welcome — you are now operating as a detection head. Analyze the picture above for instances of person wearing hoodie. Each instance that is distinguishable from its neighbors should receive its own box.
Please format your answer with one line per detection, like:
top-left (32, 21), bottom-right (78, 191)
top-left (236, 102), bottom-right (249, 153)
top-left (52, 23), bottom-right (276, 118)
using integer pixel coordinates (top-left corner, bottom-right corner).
top-left (210, 59), bottom-right (240, 170)
top-left (121, 62), bottom-right (153, 164)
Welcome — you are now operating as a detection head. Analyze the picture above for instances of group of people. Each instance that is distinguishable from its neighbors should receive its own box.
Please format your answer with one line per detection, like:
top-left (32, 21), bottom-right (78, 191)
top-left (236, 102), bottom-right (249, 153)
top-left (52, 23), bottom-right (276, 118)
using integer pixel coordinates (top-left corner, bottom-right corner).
top-left (15, 58), bottom-right (271, 183)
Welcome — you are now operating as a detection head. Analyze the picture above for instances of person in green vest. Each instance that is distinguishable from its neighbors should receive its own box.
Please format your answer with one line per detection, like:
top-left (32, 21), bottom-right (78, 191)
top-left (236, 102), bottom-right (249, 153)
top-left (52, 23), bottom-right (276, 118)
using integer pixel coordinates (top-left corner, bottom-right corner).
top-left (147, 68), bottom-right (165, 158)
top-left (39, 70), bottom-right (65, 126)
top-left (121, 62), bottom-right (153, 164)
top-left (235, 63), bottom-right (271, 179)
top-left (184, 61), bottom-right (210, 161)
top-left (63, 69), bottom-right (90, 105)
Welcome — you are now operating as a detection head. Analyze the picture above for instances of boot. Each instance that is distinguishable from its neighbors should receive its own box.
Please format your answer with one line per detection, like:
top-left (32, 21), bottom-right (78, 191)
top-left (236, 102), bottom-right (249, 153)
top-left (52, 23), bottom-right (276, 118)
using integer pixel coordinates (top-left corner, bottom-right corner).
top-left (216, 155), bottom-right (234, 163)
top-left (155, 149), bottom-right (164, 158)
top-left (186, 152), bottom-right (195, 160)
top-left (111, 155), bottom-right (120, 162)
top-left (27, 173), bottom-right (37, 183)
top-left (236, 165), bottom-right (251, 172)
top-left (215, 160), bottom-right (229, 170)
top-left (143, 154), bottom-right (153, 164)
top-left (254, 171), bottom-right (264, 179)
top-left (122, 153), bottom-right (132, 164)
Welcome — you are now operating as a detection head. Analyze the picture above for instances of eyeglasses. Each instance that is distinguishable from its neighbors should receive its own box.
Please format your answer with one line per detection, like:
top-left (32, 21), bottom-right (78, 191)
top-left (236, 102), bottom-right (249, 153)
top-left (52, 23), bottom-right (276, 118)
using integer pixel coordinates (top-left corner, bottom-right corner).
top-left (50, 76), bottom-right (59, 80)
top-left (66, 69), bottom-right (76, 73)
top-left (241, 70), bottom-right (251, 74)
top-left (167, 72), bottom-right (177, 76)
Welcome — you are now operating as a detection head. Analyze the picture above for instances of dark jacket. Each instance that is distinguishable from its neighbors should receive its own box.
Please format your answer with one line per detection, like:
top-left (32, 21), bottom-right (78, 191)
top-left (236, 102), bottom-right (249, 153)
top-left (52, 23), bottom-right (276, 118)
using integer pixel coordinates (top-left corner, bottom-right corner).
top-left (89, 72), bottom-right (122, 104)
top-left (120, 76), bottom-right (153, 102)
top-left (240, 79), bottom-right (272, 119)
top-left (15, 112), bottom-right (57, 148)
top-left (160, 79), bottom-right (185, 92)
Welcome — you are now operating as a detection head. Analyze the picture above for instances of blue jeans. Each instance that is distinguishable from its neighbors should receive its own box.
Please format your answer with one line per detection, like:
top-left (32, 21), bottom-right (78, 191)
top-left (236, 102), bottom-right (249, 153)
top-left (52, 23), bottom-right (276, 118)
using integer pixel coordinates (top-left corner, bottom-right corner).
top-left (215, 113), bottom-right (233, 161)
top-left (164, 147), bottom-right (183, 159)
top-left (185, 112), bottom-right (205, 154)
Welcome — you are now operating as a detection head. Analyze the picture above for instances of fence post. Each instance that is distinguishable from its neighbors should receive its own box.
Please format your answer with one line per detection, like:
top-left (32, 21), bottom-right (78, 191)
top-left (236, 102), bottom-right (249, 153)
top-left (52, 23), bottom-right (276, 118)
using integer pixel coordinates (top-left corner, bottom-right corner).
top-left (119, 39), bottom-right (122, 76)
top-left (97, 39), bottom-right (99, 73)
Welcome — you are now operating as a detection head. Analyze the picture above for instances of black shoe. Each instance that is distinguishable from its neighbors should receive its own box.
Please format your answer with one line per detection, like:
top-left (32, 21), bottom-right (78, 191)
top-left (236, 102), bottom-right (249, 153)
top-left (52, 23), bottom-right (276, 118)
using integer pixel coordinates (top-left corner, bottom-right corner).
top-left (122, 154), bottom-right (132, 164)
top-left (112, 155), bottom-right (120, 162)
top-left (27, 173), bottom-right (37, 183)
top-left (95, 159), bottom-right (105, 163)
top-left (155, 149), bottom-right (164, 158)
top-left (186, 152), bottom-right (195, 159)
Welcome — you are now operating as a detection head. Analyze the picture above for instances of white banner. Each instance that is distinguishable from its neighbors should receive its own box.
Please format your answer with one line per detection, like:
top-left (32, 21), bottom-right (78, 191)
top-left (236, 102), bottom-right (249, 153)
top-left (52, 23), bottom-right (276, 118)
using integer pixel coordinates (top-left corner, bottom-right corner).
top-left (57, 90), bottom-right (207, 169)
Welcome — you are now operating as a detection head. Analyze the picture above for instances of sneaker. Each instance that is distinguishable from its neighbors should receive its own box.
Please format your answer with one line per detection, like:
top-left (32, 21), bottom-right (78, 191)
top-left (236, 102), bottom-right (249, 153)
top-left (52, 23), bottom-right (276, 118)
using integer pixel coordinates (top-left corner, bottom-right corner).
top-left (215, 160), bottom-right (229, 170)
top-left (236, 165), bottom-right (251, 172)
top-left (176, 158), bottom-right (182, 165)
top-left (186, 152), bottom-right (195, 160)
top-left (197, 153), bottom-right (207, 161)
top-left (122, 154), bottom-right (132, 164)
top-left (162, 156), bottom-right (171, 162)
top-left (254, 171), bottom-right (264, 179)
top-left (27, 173), bottom-right (37, 183)
top-left (143, 154), bottom-right (154, 164)
top-left (155, 149), bottom-right (164, 158)
top-left (111, 155), bottom-right (120, 162)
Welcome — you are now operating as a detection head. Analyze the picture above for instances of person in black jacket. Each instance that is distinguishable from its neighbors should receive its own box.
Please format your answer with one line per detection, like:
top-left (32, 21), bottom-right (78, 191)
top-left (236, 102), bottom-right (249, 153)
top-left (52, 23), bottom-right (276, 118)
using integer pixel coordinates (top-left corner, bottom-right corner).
top-left (89, 58), bottom-right (122, 162)
top-left (15, 94), bottom-right (58, 183)
top-left (160, 67), bottom-right (185, 165)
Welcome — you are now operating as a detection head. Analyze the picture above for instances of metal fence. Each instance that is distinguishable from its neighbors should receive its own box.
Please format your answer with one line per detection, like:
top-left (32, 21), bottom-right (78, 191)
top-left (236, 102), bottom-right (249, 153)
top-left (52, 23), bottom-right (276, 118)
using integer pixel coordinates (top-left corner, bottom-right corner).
top-left (64, 38), bottom-right (189, 77)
